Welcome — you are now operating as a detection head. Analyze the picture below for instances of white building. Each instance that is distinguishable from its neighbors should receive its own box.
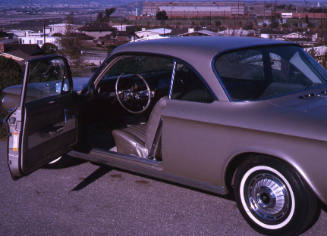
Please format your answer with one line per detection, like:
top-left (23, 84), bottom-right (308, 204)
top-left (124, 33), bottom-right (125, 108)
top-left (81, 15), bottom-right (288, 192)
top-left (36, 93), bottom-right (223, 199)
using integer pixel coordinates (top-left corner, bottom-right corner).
top-left (18, 31), bottom-right (59, 47)
top-left (305, 46), bottom-right (327, 58)
top-left (217, 28), bottom-right (255, 37)
top-left (283, 32), bottom-right (305, 40)
top-left (8, 29), bottom-right (33, 37)
top-left (81, 31), bottom-right (112, 40)
top-left (135, 28), bottom-right (171, 38)
top-left (112, 24), bottom-right (134, 32)
top-left (132, 28), bottom-right (171, 42)
top-left (48, 23), bottom-right (80, 36)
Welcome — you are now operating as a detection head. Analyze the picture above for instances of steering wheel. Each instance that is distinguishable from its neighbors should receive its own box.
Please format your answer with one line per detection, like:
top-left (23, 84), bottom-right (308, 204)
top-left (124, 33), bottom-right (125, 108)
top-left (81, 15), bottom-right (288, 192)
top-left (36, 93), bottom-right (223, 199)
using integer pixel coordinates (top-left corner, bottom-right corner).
top-left (115, 73), bottom-right (152, 114)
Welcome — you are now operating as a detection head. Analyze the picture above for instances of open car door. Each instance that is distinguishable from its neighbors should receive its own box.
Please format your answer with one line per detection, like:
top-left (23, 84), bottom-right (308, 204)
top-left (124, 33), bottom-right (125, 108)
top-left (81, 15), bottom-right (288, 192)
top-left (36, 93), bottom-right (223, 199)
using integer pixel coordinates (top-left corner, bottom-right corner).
top-left (7, 55), bottom-right (78, 179)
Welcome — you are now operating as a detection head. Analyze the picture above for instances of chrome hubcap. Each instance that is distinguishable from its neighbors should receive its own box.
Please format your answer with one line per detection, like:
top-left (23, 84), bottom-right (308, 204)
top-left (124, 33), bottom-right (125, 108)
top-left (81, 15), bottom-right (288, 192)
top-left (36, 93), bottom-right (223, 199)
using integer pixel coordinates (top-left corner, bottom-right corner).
top-left (245, 172), bottom-right (291, 224)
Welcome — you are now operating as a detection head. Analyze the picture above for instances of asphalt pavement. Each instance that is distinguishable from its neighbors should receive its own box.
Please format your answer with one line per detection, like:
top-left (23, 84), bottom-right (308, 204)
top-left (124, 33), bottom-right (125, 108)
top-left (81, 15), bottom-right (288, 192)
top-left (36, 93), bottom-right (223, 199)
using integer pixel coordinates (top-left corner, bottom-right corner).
top-left (0, 141), bottom-right (326, 236)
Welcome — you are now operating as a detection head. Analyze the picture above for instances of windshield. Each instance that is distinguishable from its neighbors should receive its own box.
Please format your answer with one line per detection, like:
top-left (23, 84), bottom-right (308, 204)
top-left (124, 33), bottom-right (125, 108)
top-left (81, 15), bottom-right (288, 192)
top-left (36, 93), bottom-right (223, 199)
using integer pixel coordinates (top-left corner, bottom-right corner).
top-left (214, 45), bottom-right (327, 101)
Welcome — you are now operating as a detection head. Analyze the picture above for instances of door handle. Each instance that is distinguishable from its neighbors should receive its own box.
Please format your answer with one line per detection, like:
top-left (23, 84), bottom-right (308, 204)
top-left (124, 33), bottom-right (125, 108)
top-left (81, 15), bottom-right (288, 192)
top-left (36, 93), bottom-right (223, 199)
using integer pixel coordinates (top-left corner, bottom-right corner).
top-left (48, 100), bottom-right (56, 104)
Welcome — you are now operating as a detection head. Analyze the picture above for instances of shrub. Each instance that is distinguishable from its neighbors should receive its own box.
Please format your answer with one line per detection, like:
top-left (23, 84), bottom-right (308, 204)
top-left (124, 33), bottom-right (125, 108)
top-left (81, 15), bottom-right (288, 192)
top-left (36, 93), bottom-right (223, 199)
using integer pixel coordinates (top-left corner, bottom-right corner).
top-left (0, 56), bottom-right (24, 138)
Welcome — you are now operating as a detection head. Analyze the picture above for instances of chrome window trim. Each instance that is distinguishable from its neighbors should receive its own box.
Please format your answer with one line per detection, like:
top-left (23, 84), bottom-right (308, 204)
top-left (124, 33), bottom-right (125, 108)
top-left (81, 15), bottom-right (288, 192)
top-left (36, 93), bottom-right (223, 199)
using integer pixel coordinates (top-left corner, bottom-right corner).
top-left (168, 60), bottom-right (177, 99)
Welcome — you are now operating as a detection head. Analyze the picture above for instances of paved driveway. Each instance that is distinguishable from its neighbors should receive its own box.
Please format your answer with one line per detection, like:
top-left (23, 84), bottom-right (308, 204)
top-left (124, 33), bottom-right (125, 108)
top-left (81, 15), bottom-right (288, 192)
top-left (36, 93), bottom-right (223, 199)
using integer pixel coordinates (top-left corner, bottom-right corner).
top-left (0, 141), bottom-right (326, 235)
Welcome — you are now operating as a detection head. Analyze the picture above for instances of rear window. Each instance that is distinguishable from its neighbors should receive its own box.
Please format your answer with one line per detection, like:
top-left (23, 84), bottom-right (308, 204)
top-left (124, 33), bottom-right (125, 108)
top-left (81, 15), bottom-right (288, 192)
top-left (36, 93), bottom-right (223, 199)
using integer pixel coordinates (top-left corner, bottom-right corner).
top-left (214, 45), bottom-right (327, 101)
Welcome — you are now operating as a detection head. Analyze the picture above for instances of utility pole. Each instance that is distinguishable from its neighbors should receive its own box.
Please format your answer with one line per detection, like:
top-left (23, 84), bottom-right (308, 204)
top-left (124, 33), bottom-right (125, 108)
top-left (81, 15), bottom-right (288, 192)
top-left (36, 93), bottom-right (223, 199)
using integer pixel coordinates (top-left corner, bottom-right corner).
top-left (209, 10), bottom-right (212, 29)
top-left (43, 20), bottom-right (46, 46)
top-left (264, 0), bottom-right (266, 21)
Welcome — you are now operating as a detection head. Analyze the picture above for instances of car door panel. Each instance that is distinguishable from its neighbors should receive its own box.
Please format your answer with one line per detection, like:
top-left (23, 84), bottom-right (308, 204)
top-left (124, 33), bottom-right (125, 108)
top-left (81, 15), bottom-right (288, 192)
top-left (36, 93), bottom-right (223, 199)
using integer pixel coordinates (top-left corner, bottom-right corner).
top-left (20, 93), bottom-right (78, 174)
top-left (7, 56), bottom-right (79, 179)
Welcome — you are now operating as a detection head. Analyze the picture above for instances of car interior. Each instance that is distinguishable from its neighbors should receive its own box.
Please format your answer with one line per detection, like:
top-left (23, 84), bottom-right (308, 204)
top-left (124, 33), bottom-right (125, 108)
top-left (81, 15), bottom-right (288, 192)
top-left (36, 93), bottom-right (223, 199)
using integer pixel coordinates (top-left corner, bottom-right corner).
top-left (77, 54), bottom-right (214, 161)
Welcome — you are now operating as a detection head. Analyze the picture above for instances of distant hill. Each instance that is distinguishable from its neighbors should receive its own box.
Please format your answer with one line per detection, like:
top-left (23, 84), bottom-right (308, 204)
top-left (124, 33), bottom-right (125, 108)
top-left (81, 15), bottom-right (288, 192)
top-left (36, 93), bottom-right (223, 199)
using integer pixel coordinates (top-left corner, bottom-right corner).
top-left (0, 0), bottom-right (125, 6)
top-left (0, 0), bottom-right (326, 7)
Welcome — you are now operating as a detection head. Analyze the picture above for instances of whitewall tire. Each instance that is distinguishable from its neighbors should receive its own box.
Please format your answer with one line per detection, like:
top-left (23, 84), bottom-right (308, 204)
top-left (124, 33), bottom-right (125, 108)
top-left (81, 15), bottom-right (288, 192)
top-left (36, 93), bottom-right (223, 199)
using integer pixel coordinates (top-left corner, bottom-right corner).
top-left (234, 156), bottom-right (318, 235)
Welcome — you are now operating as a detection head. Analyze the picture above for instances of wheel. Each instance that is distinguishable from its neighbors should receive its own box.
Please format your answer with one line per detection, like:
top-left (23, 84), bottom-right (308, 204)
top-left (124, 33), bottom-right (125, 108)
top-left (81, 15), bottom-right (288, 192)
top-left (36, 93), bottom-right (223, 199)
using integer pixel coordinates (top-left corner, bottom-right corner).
top-left (234, 156), bottom-right (318, 235)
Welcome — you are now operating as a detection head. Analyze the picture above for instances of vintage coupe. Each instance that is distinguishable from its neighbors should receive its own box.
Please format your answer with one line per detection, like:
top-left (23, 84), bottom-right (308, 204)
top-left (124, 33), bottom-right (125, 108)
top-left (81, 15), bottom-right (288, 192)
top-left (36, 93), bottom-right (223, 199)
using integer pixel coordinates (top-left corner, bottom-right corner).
top-left (2, 36), bottom-right (327, 235)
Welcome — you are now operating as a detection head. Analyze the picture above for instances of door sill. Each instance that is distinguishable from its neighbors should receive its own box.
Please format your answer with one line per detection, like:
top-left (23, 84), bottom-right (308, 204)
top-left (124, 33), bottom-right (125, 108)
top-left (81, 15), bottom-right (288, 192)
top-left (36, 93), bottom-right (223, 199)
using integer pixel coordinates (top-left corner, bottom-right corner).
top-left (67, 148), bottom-right (227, 196)
top-left (68, 148), bottom-right (163, 171)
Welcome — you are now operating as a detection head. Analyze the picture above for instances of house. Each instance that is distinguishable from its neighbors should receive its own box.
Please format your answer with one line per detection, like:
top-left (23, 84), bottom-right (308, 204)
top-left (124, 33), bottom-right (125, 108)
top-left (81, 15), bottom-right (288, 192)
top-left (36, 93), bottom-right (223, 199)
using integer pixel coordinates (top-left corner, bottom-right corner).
top-left (283, 32), bottom-right (305, 40)
top-left (0, 38), bottom-right (19, 53)
top-left (48, 23), bottom-right (80, 36)
top-left (304, 46), bottom-right (327, 61)
top-left (81, 31), bottom-right (113, 41)
top-left (217, 28), bottom-right (255, 37)
top-left (9, 30), bottom-right (33, 38)
top-left (18, 31), bottom-right (59, 47)
top-left (142, 1), bottom-right (246, 18)
top-left (0, 44), bottom-right (45, 62)
top-left (112, 25), bottom-right (135, 32)
top-left (257, 19), bottom-right (272, 27)
top-left (179, 28), bottom-right (218, 37)
top-left (131, 28), bottom-right (171, 41)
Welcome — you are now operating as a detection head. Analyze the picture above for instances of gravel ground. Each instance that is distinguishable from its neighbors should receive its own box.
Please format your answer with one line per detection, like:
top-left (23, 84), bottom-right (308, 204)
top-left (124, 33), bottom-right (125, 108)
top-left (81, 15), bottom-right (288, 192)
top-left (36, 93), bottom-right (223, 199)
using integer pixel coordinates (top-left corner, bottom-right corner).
top-left (0, 141), bottom-right (326, 236)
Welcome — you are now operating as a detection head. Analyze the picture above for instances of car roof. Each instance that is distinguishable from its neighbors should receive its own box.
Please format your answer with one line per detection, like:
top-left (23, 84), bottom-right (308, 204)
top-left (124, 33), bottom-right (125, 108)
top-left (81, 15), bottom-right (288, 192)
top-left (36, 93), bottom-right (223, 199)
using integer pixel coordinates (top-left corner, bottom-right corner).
top-left (110, 36), bottom-right (298, 101)
top-left (113, 36), bottom-right (296, 60)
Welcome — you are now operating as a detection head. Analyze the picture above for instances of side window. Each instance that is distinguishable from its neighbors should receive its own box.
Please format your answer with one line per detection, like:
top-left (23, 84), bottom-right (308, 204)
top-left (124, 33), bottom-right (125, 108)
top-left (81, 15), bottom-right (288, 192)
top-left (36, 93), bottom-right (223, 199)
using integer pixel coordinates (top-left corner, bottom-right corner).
top-left (105, 55), bottom-right (173, 77)
top-left (99, 55), bottom-right (174, 96)
top-left (171, 63), bottom-right (214, 103)
top-left (26, 58), bottom-right (70, 102)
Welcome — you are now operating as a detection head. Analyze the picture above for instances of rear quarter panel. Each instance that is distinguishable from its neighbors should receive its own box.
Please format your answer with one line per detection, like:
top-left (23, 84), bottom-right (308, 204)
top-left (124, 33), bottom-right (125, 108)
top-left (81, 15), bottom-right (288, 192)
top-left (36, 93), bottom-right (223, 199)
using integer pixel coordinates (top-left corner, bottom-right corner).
top-left (162, 100), bottom-right (327, 204)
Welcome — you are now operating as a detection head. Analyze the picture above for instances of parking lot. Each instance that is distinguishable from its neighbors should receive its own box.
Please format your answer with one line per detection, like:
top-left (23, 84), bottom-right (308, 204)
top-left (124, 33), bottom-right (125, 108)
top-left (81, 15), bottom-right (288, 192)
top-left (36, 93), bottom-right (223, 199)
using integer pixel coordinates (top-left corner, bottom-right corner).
top-left (0, 141), bottom-right (326, 235)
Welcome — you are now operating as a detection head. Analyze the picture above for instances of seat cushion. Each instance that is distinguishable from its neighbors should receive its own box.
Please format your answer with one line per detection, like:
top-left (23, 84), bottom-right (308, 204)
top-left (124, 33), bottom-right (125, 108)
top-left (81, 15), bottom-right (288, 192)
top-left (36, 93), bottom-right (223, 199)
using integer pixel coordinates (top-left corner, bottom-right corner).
top-left (112, 124), bottom-right (148, 158)
top-left (112, 97), bottom-right (168, 158)
top-left (123, 124), bottom-right (146, 142)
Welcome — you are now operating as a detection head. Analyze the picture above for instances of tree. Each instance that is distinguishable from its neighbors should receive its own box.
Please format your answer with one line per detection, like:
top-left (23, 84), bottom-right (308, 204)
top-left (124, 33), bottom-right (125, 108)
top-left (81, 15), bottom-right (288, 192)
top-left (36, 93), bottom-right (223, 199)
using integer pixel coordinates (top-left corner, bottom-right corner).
top-left (0, 56), bottom-right (24, 137)
top-left (41, 43), bottom-right (58, 54)
top-left (156, 10), bottom-right (168, 30)
top-left (308, 47), bottom-right (316, 58)
top-left (96, 12), bottom-right (104, 24)
top-left (200, 21), bottom-right (206, 27)
top-left (322, 54), bottom-right (327, 69)
top-left (66, 12), bottom-right (75, 24)
top-left (59, 25), bottom-right (83, 67)
top-left (0, 31), bottom-right (9, 38)
top-left (305, 15), bottom-right (309, 24)
top-left (156, 11), bottom-right (168, 21)
top-left (244, 22), bottom-right (254, 30)
top-left (104, 8), bottom-right (116, 23)
top-left (270, 22), bottom-right (279, 29)
top-left (0, 57), bottom-right (23, 90)
top-left (215, 20), bottom-right (221, 28)
top-left (52, 33), bottom-right (63, 37)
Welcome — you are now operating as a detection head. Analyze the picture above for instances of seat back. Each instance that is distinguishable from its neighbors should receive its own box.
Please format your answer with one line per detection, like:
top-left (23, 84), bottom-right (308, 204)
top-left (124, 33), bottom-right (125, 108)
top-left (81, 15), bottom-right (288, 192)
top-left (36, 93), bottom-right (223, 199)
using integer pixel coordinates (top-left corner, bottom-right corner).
top-left (145, 96), bottom-right (168, 150)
